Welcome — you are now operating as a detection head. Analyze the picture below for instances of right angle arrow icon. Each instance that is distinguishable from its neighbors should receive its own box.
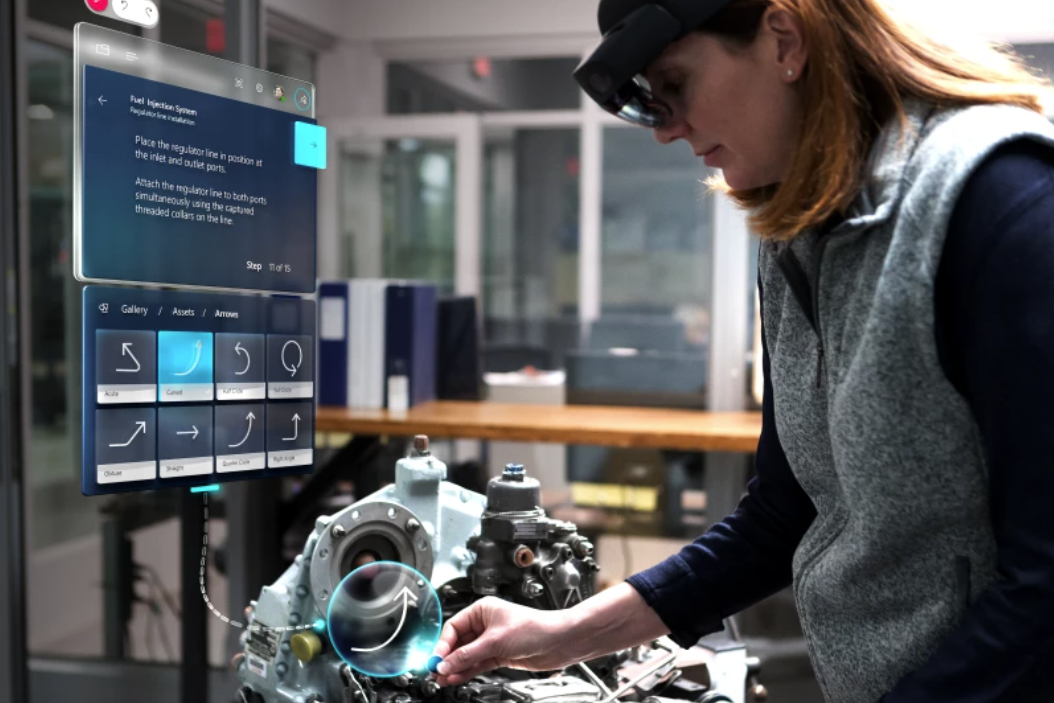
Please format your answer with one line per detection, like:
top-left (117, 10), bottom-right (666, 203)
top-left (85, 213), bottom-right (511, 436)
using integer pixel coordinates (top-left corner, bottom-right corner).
top-left (282, 413), bottom-right (301, 442)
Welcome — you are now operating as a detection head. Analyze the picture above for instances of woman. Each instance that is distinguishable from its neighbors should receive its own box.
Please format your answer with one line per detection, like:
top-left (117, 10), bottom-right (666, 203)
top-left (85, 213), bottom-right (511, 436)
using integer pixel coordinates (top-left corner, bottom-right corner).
top-left (433, 1), bottom-right (1054, 701)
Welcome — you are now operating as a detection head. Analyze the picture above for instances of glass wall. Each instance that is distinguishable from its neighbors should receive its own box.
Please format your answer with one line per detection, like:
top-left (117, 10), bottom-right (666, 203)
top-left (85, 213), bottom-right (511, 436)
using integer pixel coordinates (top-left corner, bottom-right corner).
top-left (268, 37), bottom-right (316, 84)
top-left (339, 137), bottom-right (458, 290)
top-left (388, 57), bottom-right (581, 114)
top-left (483, 128), bottom-right (579, 371)
top-left (159, 1), bottom-right (224, 57)
top-left (23, 0), bottom-right (317, 673)
top-left (600, 127), bottom-right (713, 351)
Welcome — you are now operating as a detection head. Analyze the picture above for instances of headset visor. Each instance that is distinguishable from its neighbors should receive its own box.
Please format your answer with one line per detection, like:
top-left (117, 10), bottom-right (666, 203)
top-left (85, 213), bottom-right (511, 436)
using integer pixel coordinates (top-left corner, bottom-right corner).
top-left (574, 1), bottom-right (734, 129)
top-left (600, 75), bottom-right (672, 128)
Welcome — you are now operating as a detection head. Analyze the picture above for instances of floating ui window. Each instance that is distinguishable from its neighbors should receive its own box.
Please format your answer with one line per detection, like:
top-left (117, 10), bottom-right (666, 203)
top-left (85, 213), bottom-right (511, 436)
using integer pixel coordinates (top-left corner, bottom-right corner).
top-left (83, 285), bottom-right (316, 496)
top-left (73, 23), bottom-right (324, 294)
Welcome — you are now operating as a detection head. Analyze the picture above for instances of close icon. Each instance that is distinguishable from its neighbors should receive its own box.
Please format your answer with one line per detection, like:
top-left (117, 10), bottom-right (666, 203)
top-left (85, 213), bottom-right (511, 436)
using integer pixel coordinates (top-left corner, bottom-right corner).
top-left (281, 340), bottom-right (302, 377)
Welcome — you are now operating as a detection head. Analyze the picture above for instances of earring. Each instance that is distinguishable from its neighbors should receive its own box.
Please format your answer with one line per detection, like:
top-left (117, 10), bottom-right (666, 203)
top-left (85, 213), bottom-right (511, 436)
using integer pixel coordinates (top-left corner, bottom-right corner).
top-left (787, 69), bottom-right (794, 77)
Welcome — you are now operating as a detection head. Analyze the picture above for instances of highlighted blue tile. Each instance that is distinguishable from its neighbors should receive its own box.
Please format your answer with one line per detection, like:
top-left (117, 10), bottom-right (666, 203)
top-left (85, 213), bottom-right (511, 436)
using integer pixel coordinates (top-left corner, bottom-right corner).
top-left (158, 331), bottom-right (214, 402)
top-left (295, 122), bottom-right (327, 169)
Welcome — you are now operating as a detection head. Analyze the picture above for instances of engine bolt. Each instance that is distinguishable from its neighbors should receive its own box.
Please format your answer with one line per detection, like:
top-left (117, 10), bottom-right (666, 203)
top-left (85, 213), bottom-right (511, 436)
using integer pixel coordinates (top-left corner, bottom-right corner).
top-left (523, 580), bottom-right (545, 598)
top-left (276, 662), bottom-right (289, 678)
top-left (414, 435), bottom-right (430, 455)
top-left (393, 674), bottom-right (412, 688)
top-left (406, 519), bottom-right (421, 532)
top-left (332, 524), bottom-right (347, 539)
top-left (421, 680), bottom-right (440, 697)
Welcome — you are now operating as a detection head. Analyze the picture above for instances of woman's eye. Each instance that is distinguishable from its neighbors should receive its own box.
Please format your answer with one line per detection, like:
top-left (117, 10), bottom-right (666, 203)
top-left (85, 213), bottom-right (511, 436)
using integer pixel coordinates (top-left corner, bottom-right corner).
top-left (659, 80), bottom-right (684, 98)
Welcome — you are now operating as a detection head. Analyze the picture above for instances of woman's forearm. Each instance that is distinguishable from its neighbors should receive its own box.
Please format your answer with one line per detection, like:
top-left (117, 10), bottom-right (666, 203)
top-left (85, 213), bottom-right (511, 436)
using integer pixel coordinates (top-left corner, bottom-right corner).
top-left (564, 582), bottom-right (670, 663)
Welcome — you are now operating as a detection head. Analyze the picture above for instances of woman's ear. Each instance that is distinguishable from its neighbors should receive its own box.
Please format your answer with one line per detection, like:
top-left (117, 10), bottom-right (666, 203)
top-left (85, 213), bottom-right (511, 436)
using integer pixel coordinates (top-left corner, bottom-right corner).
top-left (763, 7), bottom-right (808, 81)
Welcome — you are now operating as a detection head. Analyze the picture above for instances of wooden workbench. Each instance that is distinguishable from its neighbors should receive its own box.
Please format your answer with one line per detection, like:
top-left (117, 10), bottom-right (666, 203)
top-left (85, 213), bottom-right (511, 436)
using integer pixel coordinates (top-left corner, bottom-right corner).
top-left (316, 400), bottom-right (762, 453)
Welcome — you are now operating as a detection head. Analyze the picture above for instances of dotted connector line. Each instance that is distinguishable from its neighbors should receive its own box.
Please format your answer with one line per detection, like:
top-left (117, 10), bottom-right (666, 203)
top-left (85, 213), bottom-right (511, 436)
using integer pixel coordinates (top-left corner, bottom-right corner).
top-left (200, 493), bottom-right (315, 633)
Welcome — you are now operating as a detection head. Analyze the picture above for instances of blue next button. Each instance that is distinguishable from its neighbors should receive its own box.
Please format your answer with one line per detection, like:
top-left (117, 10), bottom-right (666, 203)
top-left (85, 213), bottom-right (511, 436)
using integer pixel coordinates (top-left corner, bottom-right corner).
top-left (294, 122), bottom-right (327, 169)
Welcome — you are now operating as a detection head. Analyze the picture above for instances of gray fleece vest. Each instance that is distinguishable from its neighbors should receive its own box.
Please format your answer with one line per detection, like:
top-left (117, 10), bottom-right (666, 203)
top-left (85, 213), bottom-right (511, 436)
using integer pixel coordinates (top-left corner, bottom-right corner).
top-left (758, 101), bottom-right (1054, 703)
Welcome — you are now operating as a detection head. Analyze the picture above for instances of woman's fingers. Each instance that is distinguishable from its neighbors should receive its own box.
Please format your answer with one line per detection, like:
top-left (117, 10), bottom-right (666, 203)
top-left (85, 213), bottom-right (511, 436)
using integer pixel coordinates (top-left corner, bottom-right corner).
top-left (436, 606), bottom-right (485, 655)
top-left (435, 657), bottom-right (502, 687)
top-left (436, 635), bottom-right (496, 677)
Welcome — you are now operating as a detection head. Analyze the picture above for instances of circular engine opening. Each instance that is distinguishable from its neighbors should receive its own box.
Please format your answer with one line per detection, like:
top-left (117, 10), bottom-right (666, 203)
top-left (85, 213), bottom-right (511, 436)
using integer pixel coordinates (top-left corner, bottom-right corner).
top-left (339, 535), bottom-right (400, 580)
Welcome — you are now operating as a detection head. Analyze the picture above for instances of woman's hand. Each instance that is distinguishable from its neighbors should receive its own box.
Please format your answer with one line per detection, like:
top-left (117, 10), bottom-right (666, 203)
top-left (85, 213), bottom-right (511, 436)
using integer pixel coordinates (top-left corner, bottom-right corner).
top-left (432, 583), bottom-right (670, 687)
top-left (432, 597), bottom-right (577, 686)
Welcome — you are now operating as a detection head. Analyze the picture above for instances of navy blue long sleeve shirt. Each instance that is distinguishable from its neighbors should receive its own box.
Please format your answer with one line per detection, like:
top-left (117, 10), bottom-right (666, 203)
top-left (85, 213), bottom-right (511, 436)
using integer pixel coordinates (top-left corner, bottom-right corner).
top-left (627, 140), bottom-right (1054, 703)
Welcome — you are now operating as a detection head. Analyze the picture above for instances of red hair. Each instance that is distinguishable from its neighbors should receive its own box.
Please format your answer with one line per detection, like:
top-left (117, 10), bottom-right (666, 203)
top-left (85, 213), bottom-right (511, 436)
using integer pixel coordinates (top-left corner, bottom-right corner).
top-left (703, 0), bottom-right (1052, 240)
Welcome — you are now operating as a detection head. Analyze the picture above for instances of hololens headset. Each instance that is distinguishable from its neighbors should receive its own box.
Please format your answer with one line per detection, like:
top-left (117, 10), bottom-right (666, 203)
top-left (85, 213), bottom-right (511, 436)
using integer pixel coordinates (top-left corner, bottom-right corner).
top-left (573, 0), bottom-right (736, 128)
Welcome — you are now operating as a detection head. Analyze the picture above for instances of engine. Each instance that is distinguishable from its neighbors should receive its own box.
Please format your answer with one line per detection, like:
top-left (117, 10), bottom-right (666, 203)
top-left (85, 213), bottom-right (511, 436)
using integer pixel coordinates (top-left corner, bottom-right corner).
top-left (235, 436), bottom-right (758, 703)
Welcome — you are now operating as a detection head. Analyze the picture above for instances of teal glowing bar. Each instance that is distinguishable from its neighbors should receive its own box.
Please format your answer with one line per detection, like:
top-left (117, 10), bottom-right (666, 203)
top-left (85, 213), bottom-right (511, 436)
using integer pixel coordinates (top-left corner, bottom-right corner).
top-left (190, 484), bottom-right (221, 493)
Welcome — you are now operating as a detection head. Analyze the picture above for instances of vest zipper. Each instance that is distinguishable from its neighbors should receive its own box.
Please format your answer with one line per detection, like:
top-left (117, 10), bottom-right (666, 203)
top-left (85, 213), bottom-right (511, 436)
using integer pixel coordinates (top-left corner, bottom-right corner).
top-left (815, 343), bottom-right (825, 389)
top-left (812, 235), bottom-right (832, 389)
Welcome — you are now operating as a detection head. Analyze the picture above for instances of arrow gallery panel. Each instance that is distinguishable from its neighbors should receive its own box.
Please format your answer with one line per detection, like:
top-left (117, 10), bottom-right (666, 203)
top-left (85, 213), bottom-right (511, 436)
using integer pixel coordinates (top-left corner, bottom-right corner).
top-left (82, 285), bottom-right (315, 495)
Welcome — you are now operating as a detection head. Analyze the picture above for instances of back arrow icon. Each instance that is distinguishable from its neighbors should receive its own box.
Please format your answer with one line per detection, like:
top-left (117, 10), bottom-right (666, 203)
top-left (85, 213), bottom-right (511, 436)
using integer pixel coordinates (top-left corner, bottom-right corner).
top-left (234, 342), bottom-right (251, 375)
top-left (98, 96), bottom-right (107, 106)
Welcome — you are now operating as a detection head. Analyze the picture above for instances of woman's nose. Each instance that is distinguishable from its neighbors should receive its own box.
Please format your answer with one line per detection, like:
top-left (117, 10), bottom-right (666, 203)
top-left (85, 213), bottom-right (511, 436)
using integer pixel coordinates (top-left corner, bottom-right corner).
top-left (653, 117), bottom-right (688, 145)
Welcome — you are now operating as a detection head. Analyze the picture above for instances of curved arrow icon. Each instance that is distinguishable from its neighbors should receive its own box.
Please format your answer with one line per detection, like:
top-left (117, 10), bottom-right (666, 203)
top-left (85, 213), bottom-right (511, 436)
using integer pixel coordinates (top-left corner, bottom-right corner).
top-left (350, 587), bottom-right (419, 653)
top-left (228, 411), bottom-right (255, 449)
top-left (176, 426), bottom-right (199, 440)
top-left (174, 339), bottom-right (203, 377)
top-left (234, 342), bottom-right (251, 376)
top-left (109, 421), bottom-right (146, 448)
top-left (116, 343), bottom-right (141, 373)
top-left (282, 413), bottom-right (301, 442)
top-left (281, 340), bottom-right (302, 378)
